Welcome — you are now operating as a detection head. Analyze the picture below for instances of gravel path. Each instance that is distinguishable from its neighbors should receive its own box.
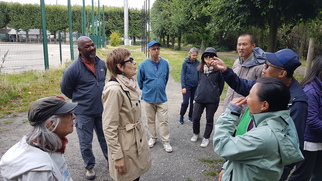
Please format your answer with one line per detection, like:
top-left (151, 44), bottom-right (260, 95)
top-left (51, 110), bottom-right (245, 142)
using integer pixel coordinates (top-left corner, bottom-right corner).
top-left (0, 51), bottom-right (305, 181)
top-left (0, 75), bottom-right (223, 181)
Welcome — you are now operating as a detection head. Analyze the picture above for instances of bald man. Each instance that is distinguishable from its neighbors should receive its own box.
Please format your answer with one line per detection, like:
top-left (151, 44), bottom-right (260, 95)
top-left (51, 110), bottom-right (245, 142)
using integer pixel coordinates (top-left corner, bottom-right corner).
top-left (60, 36), bottom-right (108, 180)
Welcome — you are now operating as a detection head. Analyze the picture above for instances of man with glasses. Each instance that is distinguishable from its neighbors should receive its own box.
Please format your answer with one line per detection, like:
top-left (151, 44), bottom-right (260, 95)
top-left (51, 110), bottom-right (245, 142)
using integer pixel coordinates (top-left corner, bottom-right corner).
top-left (137, 41), bottom-right (173, 153)
top-left (222, 33), bottom-right (266, 114)
top-left (0, 96), bottom-right (77, 181)
top-left (60, 36), bottom-right (108, 180)
top-left (213, 48), bottom-right (308, 181)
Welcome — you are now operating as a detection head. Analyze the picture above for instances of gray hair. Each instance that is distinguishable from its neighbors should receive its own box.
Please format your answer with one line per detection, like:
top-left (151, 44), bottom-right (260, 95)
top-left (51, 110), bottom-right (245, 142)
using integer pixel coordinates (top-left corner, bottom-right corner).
top-left (26, 115), bottom-right (62, 152)
top-left (188, 47), bottom-right (199, 57)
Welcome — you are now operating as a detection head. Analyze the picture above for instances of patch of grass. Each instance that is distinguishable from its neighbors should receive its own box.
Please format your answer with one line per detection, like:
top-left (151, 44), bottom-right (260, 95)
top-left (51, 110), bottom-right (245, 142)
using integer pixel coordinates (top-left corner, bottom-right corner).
top-left (22, 119), bottom-right (29, 123)
top-left (0, 128), bottom-right (10, 132)
top-left (185, 178), bottom-right (193, 181)
top-left (198, 157), bottom-right (226, 178)
top-left (3, 120), bottom-right (13, 124)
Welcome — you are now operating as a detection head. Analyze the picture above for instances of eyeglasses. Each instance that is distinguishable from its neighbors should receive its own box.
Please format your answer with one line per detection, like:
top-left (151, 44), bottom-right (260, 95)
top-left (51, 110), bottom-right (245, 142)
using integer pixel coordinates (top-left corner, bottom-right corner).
top-left (120, 57), bottom-right (134, 65)
top-left (264, 61), bottom-right (284, 70)
top-left (150, 47), bottom-right (160, 51)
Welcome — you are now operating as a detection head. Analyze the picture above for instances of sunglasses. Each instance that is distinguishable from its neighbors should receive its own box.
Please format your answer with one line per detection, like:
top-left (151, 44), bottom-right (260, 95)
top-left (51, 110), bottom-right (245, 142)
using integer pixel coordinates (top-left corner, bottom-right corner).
top-left (264, 61), bottom-right (284, 70)
top-left (203, 53), bottom-right (216, 58)
top-left (120, 57), bottom-right (134, 65)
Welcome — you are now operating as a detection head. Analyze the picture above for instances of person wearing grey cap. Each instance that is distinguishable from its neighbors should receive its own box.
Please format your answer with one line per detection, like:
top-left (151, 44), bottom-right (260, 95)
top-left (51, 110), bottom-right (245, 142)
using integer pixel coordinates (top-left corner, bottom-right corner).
top-left (137, 41), bottom-right (173, 153)
top-left (190, 47), bottom-right (224, 148)
top-left (212, 48), bottom-right (308, 181)
top-left (0, 96), bottom-right (77, 181)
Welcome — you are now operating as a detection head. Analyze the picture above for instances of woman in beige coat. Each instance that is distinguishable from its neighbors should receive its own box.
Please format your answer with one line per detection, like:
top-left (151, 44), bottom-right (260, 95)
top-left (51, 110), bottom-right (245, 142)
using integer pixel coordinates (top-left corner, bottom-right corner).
top-left (102, 48), bottom-right (151, 181)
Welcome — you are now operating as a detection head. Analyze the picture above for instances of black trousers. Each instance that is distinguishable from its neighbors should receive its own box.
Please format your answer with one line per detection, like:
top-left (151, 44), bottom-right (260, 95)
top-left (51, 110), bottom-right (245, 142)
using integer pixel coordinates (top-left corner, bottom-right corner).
top-left (287, 149), bottom-right (322, 181)
top-left (192, 102), bottom-right (219, 139)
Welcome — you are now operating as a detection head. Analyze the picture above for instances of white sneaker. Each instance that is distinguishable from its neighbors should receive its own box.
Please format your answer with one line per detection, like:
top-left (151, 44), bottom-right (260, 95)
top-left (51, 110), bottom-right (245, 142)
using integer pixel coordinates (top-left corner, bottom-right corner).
top-left (85, 168), bottom-right (96, 180)
top-left (163, 143), bottom-right (173, 153)
top-left (148, 138), bottom-right (156, 148)
top-left (190, 134), bottom-right (199, 142)
top-left (200, 138), bottom-right (209, 147)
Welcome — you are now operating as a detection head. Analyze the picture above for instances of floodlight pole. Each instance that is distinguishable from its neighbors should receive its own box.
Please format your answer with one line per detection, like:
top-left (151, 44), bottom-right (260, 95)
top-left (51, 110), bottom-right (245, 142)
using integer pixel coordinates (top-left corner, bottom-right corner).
top-left (124, 0), bottom-right (129, 46)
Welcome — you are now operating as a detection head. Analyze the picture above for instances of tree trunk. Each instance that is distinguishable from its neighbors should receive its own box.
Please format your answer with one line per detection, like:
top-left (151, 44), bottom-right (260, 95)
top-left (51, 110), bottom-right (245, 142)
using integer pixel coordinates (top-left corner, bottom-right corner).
top-left (166, 34), bottom-right (169, 48)
top-left (298, 26), bottom-right (306, 58)
top-left (178, 33), bottom-right (181, 50)
top-left (200, 39), bottom-right (205, 54)
top-left (26, 31), bottom-right (29, 42)
top-left (133, 36), bottom-right (136, 45)
top-left (171, 36), bottom-right (175, 49)
top-left (305, 38), bottom-right (315, 77)
top-left (268, 21), bottom-right (278, 52)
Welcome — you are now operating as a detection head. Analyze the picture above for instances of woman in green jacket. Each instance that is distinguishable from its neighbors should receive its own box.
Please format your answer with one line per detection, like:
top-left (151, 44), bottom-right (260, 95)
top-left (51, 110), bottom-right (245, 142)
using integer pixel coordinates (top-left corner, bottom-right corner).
top-left (214, 77), bottom-right (303, 181)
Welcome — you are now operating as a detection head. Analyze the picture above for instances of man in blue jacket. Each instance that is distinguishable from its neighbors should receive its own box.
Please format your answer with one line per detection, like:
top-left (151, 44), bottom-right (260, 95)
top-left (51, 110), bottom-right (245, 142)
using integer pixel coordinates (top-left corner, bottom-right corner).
top-left (60, 36), bottom-right (108, 180)
top-left (213, 48), bottom-right (308, 180)
top-left (137, 41), bottom-right (172, 153)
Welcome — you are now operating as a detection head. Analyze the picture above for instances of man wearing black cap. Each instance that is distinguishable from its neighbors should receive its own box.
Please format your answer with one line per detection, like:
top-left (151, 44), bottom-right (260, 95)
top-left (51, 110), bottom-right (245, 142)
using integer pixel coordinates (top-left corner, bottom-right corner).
top-left (0, 96), bottom-right (77, 181)
top-left (137, 41), bottom-right (173, 153)
top-left (213, 49), bottom-right (308, 180)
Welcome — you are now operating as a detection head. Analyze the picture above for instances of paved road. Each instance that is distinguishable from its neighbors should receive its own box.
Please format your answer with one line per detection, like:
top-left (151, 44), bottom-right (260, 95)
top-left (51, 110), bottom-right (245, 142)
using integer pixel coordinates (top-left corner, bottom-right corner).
top-left (0, 43), bottom-right (77, 73)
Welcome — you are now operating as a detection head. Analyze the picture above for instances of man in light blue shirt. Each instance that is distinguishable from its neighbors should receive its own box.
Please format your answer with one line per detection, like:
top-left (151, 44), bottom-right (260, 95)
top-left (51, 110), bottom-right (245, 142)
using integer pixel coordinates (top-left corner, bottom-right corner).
top-left (137, 41), bottom-right (172, 153)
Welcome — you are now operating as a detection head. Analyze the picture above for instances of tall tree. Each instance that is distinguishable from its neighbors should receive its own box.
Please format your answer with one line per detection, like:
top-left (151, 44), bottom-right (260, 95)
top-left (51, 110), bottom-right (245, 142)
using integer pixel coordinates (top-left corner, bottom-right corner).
top-left (209, 0), bottom-right (322, 52)
top-left (0, 2), bottom-right (10, 28)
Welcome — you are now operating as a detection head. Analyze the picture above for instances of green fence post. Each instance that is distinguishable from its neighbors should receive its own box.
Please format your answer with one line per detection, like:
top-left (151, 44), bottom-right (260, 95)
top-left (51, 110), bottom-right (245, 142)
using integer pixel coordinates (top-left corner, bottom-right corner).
top-left (40, 0), bottom-right (49, 70)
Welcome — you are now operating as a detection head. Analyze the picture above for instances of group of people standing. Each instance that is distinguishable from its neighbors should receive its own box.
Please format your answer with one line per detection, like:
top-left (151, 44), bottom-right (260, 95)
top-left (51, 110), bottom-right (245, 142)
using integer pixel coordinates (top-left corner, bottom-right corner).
top-left (0, 34), bottom-right (321, 181)
top-left (179, 33), bottom-right (322, 181)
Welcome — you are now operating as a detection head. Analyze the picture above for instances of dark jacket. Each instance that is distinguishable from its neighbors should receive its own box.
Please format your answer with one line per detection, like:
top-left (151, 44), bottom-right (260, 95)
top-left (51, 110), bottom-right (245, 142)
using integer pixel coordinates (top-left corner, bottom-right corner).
top-left (303, 77), bottom-right (322, 142)
top-left (60, 56), bottom-right (107, 115)
top-left (221, 68), bottom-right (308, 149)
top-left (180, 58), bottom-right (200, 89)
top-left (194, 70), bottom-right (224, 104)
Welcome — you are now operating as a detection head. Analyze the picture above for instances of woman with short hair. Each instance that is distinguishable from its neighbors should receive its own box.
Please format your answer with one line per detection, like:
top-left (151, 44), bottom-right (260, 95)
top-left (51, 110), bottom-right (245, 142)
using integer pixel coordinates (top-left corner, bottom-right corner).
top-left (102, 48), bottom-right (151, 181)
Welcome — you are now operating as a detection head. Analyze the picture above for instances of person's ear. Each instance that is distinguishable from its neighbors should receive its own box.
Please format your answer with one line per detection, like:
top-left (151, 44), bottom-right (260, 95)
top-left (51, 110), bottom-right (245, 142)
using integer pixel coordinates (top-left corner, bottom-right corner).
top-left (116, 63), bottom-right (124, 72)
top-left (261, 101), bottom-right (269, 111)
top-left (46, 120), bottom-right (55, 131)
top-left (279, 70), bottom-right (287, 77)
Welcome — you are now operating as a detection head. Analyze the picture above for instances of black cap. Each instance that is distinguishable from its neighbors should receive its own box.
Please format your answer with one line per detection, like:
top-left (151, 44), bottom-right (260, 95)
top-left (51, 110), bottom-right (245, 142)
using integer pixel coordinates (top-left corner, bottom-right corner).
top-left (202, 47), bottom-right (217, 61)
top-left (28, 96), bottom-right (78, 126)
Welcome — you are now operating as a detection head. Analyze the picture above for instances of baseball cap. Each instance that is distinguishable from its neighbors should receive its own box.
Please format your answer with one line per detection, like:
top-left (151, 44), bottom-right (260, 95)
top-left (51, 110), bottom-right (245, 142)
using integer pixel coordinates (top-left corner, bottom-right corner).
top-left (28, 96), bottom-right (78, 126)
top-left (265, 49), bottom-right (301, 73)
top-left (148, 41), bottom-right (161, 49)
top-left (201, 47), bottom-right (217, 61)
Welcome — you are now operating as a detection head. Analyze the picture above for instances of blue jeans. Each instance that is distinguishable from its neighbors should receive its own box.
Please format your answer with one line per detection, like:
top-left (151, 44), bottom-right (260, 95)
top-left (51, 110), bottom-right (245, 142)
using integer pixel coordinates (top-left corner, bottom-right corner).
top-left (75, 114), bottom-right (108, 169)
top-left (192, 102), bottom-right (219, 139)
top-left (180, 86), bottom-right (197, 119)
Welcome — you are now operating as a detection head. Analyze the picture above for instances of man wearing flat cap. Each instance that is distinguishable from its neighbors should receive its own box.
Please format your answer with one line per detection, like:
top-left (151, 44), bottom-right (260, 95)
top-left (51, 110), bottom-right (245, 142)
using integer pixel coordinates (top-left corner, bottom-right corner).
top-left (137, 41), bottom-right (173, 153)
top-left (0, 96), bottom-right (77, 181)
top-left (212, 49), bottom-right (308, 180)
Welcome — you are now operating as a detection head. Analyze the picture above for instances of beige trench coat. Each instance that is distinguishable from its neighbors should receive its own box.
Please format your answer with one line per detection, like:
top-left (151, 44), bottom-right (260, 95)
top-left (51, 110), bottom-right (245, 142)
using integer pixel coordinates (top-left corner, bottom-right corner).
top-left (102, 80), bottom-right (151, 181)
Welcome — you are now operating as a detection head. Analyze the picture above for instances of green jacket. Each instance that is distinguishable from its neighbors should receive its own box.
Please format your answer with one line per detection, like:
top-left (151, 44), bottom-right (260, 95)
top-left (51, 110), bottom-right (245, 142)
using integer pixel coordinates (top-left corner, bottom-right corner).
top-left (214, 109), bottom-right (303, 181)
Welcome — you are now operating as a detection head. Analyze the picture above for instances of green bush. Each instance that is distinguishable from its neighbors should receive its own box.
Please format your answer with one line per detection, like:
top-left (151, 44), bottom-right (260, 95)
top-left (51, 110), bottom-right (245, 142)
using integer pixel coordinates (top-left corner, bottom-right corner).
top-left (109, 31), bottom-right (122, 46)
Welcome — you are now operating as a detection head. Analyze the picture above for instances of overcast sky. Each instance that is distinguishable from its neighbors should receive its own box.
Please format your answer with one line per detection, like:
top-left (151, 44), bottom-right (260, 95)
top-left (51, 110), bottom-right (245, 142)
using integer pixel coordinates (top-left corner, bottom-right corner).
top-left (0, 0), bottom-right (155, 9)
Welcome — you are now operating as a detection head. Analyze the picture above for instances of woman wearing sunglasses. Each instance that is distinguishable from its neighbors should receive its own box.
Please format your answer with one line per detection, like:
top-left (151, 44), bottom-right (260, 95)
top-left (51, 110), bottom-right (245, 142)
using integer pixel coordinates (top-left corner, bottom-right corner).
top-left (102, 48), bottom-right (151, 181)
top-left (190, 47), bottom-right (224, 147)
